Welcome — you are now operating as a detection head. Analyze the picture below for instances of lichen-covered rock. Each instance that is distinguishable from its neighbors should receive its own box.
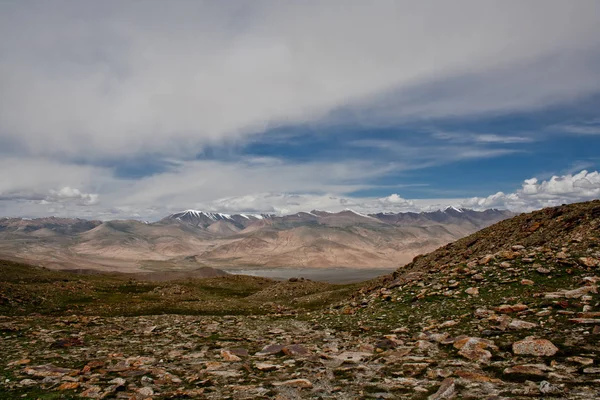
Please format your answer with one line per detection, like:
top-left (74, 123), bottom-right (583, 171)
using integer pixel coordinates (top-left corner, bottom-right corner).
top-left (512, 338), bottom-right (559, 356)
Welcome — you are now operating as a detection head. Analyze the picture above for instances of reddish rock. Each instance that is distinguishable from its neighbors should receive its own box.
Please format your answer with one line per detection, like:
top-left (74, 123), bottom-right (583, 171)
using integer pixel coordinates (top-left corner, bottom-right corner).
top-left (512, 338), bottom-right (558, 356)
top-left (220, 349), bottom-right (242, 362)
top-left (454, 337), bottom-right (497, 363)
top-left (494, 304), bottom-right (528, 314)
top-left (283, 344), bottom-right (311, 356)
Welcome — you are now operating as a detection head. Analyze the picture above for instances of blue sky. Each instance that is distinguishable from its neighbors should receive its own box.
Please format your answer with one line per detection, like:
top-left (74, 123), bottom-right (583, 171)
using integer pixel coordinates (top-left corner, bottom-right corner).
top-left (0, 1), bottom-right (599, 219)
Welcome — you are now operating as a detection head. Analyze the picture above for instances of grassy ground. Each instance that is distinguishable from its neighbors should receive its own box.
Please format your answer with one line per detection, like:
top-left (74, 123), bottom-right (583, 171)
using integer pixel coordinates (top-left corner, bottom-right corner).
top-left (0, 260), bottom-right (363, 317)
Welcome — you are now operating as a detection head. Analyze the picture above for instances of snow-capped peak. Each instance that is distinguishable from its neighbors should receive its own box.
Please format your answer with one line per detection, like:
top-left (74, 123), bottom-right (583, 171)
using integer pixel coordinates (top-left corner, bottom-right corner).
top-left (444, 206), bottom-right (464, 213)
top-left (343, 208), bottom-right (379, 220)
top-left (179, 210), bottom-right (232, 221)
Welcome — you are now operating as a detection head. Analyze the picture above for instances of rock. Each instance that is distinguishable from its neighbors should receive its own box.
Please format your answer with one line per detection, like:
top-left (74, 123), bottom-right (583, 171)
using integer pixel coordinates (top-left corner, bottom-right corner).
top-left (539, 380), bottom-right (562, 394)
top-left (333, 351), bottom-right (372, 363)
top-left (465, 287), bottom-right (479, 296)
top-left (374, 338), bottom-right (396, 351)
top-left (255, 362), bottom-right (278, 371)
top-left (428, 378), bottom-right (455, 400)
top-left (520, 279), bottom-right (534, 286)
top-left (494, 304), bottom-right (528, 313)
top-left (480, 255), bottom-right (495, 265)
top-left (255, 344), bottom-right (285, 356)
top-left (453, 337), bottom-right (497, 363)
top-left (229, 348), bottom-right (249, 357)
top-left (18, 379), bottom-right (37, 386)
top-left (439, 320), bottom-right (457, 328)
top-left (80, 386), bottom-right (102, 398)
top-left (512, 245), bottom-right (525, 251)
top-left (109, 377), bottom-right (126, 386)
top-left (474, 308), bottom-right (494, 319)
top-left (503, 365), bottom-right (547, 379)
top-left (58, 382), bottom-right (79, 390)
top-left (508, 319), bottom-right (537, 330)
top-left (579, 257), bottom-right (599, 267)
top-left (536, 266), bottom-right (551, 274)
top-left (568, 318), bottom-right (600, 324)
top-left (273, 378), bottom-right (313, 388)
top-left (567, 356), bottom-right (593, 365)
top-left (24, 364), bottom-right (77, 378)
top-left (564, 285), bottom-right (597, 298)
top-left (283, 344), bottom-right (311, 356)
top-left (220, 349), bottom-right (242, 362)
top-left (512, 338), bottom-right (558, 356)
top-left (137, 386), bottom-right (154, 396)
top-left (583, 367), bottom-right (600, 374)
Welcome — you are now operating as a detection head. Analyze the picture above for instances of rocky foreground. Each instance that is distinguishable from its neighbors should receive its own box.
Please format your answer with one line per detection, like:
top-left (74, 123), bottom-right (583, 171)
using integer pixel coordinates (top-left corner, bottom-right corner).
top-left (1, 200), bottom-right (600, 399)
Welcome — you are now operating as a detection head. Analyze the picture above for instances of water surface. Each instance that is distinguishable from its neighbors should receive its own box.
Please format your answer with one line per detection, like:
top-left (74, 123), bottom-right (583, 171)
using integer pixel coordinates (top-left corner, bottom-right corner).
top-left (223, 267), bottom-right (396, 284)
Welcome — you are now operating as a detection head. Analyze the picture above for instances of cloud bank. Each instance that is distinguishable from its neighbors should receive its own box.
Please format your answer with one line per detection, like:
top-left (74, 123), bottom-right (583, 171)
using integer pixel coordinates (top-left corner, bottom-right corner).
top-left (462, 170), bottom-right (600, 212)
top-left (1, 1), bottom-right (599, 160)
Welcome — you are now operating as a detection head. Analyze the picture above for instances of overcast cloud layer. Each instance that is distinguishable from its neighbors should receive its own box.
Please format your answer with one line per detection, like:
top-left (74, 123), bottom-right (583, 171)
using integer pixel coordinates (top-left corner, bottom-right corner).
top-left (1, 1), bottom-right (599, 219)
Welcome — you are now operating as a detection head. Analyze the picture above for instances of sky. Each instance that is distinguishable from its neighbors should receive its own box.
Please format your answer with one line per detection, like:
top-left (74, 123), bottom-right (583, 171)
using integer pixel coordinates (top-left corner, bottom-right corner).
top-left (1, 1), bottom-right (600, 220)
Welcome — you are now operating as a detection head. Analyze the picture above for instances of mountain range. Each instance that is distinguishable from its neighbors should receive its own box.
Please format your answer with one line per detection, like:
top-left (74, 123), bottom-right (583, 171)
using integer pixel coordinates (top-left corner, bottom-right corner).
top-left (0, 207), bottom-right (514, 272)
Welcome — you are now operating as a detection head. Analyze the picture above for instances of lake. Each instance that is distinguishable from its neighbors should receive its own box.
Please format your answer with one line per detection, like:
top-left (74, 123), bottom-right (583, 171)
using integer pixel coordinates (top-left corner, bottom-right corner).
top-left (222, 267), bottom-right (396, 284)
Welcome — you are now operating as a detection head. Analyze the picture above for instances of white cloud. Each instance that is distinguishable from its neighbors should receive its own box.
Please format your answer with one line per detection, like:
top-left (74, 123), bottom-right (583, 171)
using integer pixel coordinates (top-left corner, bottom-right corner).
top-left (462, 170), bottom-right (600, 212)
top-left (432, 131), bottom-right (534, 144)
top-left (46, 187), bottom-right (98, 205)
top-left (0, 1), bottom-right (598, 159)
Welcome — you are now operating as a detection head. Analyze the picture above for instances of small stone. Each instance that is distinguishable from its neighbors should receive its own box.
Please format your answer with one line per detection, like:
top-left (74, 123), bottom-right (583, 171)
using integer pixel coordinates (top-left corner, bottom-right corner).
top-left (109, 377), bottom-right (126, 386)
top-left (569, 318), bottom-right (600, 324)
top-left (512, 338), bottom-right (558, 356)
top-left (283, 344), bottom-right (311, 356)
top-left (80, 386), bottom-right (102, 398)
top-left (579, 257), bottom-right (599, 267)
top-left (480, 255), bottom-right (494, 265)
top-left (374, 339), bottom-right (396, 351)
top-left (567, 356), bottom-right (594, 366)
top-left (512, 245), bottom-right (525, 251)
top-left (521, 279), bottom-right (534, 286)
top-left (137, 387), bottom-right (154, 396)
top-left (454, 337), bottom-right (497, 363)
top-left (474, 308), bottom-right (494, 319)
top-left (220, 349), bottom-right (242, 362)
top-left (472, 273), bottom-right (485, 281)
top-left (465, 287), bottom-right (479, 296)
top-left (58, 382), bottom-right (79, 390)
top-left (508, 319), bottom-right (537, 330)
top-left (494, 304), bottom-right (528, 314)
top-left (255, 362), bottom-right (278, 371)
top-left (504, 365), bottom-right (547, 378)
top-left (536, 267), bottom-right (551, 274)
top-left (273, 378), bottom-right (313, 388)
top-left (255, 344), bottom-right (285, 356)
top-left (539, 380), bottom-right (562, 394)
top-left (428, 378), bottom-right (455, 400)
top-left (583, 367), bottom-right (600, 374)
top-left (19, 379), bottom-right (37, 386)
